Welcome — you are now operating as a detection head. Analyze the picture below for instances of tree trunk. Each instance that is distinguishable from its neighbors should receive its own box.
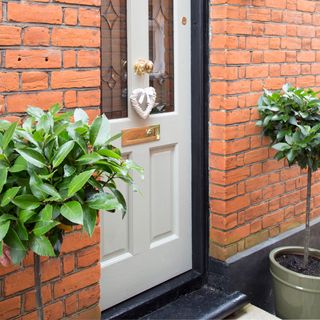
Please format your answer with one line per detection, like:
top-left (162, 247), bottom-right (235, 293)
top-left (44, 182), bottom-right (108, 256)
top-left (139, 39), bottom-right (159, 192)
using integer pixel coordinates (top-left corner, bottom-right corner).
top-left (303, 166), bottom-right (312, 267)
top-left (34, 253), bottom-right (44, 320)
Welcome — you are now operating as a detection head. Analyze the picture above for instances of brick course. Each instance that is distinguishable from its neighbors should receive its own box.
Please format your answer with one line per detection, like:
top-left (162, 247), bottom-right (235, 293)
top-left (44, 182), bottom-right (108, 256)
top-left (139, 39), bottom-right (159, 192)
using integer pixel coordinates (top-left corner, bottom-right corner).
top-left (0, 0), bottom-right (101, 318)
top-left (209, 0), bottom-right (320, 261)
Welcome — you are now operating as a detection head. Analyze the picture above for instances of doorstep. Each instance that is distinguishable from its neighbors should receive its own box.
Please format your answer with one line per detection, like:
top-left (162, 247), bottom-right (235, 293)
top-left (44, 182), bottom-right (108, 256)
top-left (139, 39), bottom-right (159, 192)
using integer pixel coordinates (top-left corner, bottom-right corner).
top-left (140, 286), bottom-right (248, 319)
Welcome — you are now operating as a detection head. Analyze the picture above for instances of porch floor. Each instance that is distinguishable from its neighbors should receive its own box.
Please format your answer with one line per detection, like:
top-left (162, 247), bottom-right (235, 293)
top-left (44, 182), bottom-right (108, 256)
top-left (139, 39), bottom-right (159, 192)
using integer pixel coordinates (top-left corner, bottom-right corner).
top-left (228, 304), bottom-right (280, 320)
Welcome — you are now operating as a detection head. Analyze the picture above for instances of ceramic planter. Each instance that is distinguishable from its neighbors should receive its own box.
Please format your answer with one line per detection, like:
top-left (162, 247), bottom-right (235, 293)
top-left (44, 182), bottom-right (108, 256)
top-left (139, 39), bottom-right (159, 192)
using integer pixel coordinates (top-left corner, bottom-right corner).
top-left (269, 246), bottom-right (320, 319)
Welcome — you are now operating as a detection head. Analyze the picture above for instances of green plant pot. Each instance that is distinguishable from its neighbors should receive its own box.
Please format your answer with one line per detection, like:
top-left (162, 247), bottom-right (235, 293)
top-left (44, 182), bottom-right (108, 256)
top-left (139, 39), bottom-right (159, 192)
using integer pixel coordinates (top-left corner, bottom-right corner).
top-left (270, 246), bottom-right (320, 319)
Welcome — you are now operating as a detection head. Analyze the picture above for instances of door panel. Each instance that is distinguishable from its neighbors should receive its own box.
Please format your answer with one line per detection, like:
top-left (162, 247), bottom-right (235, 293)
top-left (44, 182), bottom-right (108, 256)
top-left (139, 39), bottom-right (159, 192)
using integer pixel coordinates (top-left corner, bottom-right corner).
top-left (100, 0), bottom-right (191, 310)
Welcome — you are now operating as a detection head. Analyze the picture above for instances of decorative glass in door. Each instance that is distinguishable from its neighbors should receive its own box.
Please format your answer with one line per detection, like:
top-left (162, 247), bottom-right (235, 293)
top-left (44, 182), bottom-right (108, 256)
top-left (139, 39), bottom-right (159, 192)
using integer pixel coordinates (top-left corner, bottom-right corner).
top-left (149, 0), bottom-right (174, 114)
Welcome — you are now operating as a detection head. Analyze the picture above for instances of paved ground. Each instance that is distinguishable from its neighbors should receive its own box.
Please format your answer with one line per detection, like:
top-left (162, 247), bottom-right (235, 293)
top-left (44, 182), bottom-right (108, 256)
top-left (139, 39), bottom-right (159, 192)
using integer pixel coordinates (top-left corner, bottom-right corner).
top-left (228, 304), bottom-right (280, 320)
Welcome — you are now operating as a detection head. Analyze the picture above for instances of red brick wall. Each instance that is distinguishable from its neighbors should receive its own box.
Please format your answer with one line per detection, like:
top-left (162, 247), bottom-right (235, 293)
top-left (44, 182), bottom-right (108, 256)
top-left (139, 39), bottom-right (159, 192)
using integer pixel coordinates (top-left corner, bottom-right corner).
top-left (209, 0), bottom-right (320, 260)
top-left (0, 0), bottom-right (101, 318)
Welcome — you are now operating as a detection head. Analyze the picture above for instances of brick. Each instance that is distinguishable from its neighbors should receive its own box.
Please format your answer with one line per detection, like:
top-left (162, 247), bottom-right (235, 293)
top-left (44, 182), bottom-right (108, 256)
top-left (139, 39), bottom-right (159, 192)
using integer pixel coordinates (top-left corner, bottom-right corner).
top-left (52, 28), bottom-right (100, 47)
top-left (5, 50), bottom-right (61, 69)
top-left (8, 3), bottom-right (62, 24)
top-left (44, 301), bottom-right (64, 320)
top-left (24, 27), bottom-right (50, 46)
top-left (0, 296), bottom-right (21, 319)
top-left (24, 284), bottom-right (52, 312)
top-left (77, 90), bottom-right (101, 107)
top-left (7, 92), bottom-right (63, 113)
top-left (209, 242), bottom-right (238, 260)
top-left (54, 264), bottom-right (100, 298)
top-left (79, 8), bottom-right (100, 27)
top-left (63, 254), bottom-right (75, 274)
top-left (246, 65), bottom-right (269, 78)
top-left (245, 230), bottom-right (269, 249)
top-left (51, 70), bottom-right (100, 89)
top-left (63, 50), bottom-right (77, 68)
top-left (211, 224), bottom-right (251, 245)
top-left (64, 8), bottom-right (78, 25)
top-left (0, 72), bottom-right (19, 92)
top-left (22, 72), bottom-right (48, 91)
top-left (0, 26), bottom-right (21, 45)
top-left (61, 229), bottom-right (100, 253)
top-left (56, 0), bottom-right (101, 5)
top-left (4, 267), bottom-right (34, 295)
top-left (78, 50), bottom-right (100, 67)
top-left (78, 284), bottom-right (100, 309)
top-left (263, 210), bottom-right (284, 228)
top-left (65, 294), bottom-right (78, 315)
top-left (77, 245), bottom-right (99, 268)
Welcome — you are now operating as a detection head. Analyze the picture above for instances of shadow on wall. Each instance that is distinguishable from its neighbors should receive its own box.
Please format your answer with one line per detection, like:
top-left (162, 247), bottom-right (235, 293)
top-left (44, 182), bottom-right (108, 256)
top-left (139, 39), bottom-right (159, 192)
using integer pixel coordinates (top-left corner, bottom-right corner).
top-left (208, 219), bottom-right (320, 314)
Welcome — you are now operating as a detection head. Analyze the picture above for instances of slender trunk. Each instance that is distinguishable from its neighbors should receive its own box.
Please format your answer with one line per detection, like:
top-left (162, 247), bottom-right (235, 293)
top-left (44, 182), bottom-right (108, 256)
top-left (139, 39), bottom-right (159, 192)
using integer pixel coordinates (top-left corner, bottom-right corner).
top-left (34, 253), bottom-right (44, 320)
top-left (304, 166), bottom-right (312, 267)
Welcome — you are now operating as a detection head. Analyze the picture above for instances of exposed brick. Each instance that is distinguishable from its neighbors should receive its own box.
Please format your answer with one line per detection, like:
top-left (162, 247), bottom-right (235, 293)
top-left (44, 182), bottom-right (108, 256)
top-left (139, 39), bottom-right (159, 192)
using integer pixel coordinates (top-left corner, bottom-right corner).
top-left (0, 72), bottom-right (19, 92)
top-left (7, 91), bottom-right (64, 113)
top-left (52, 28), bottom-right (100, 47)
top-left (51, 70), bottom-right (100, 89)
top-left (0, 296), bottom-right (21, 319)
top-left (22, 72), bottom-right (48, 91)
top-left (23, 27), bottom-right (50, 46)
top-left (8, 3), bottom-right (63, 24)
top-left (54, 264), bottom-right (100, 298)
top-left (0, 26), bottom-right (21, 45)
top-left (5, 50), bottom-right (62, 69)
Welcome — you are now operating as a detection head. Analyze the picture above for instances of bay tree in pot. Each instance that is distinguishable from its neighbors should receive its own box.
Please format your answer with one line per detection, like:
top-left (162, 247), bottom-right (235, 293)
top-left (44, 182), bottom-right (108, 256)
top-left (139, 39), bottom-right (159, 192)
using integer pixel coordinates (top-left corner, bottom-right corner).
top-left (257, 84), bottom-right (320, 319)
top-left (0, 105), bottom-right (142, 320)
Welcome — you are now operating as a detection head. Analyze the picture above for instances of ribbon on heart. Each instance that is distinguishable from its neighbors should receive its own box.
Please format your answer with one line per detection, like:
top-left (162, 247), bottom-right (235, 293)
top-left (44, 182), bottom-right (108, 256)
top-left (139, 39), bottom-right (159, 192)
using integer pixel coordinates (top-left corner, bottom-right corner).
top-left (130, 87), bottom-right (157, 120)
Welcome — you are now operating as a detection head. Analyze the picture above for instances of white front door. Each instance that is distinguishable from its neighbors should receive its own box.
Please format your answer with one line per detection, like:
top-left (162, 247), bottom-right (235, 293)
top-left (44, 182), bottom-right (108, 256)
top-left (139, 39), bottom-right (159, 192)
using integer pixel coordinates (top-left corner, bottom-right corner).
top-left (100, 0), bottom-right (191, 310)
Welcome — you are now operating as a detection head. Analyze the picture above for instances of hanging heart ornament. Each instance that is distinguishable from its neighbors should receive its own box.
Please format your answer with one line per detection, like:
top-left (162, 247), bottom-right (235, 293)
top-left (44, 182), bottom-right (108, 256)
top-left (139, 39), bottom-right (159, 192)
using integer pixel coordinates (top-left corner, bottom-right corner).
top-left (130, 87), bottom-right (157, 120)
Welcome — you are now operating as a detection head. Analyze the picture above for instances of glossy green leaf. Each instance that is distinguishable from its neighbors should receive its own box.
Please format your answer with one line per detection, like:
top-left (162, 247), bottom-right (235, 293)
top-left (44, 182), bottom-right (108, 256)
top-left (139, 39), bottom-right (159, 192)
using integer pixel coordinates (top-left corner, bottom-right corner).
top-left (1, 187), bottom-right (21, 207)
top-left (98, 149), bottom-right (121, 160)
top-left (0, 214), bottom-right (17, 222)
top-left (2, 122), bottom-right (17, 150)
top-left (16, 148), bottom-right (47, 168)
top-left (74, 108), bottom-right (89, 124)
top-left (52, 141), bottom-right (75, 168)
top-left (27, 106), bottom-right (44, 119)
top-left (87, 193), bottom-right (121, 211)
top-left (61, 201), bottom-right (83, 225)
top-left (30, 235), bottom-right (55, 257)
top-left (49, 103), bottom-right (61, 115)
top-left (4, 229), bottom-right (26, 264)
top-left (40, 205), bottom-right (53, 221)
top-left (76, 152), bottom-right (103, 165)
top-left (90, 115), bottom-right (110, 147)
top-left (15, 221), bottom-right (28, 241)
top-left (63, 164), bottom-right (75, 177)
top-left (33, 221), bottom-right (60, 236)
top-left (12, 194), bottom-right (40, 210)
top-left (0, 220), bottom-right (10, 241)
top-left (19, 210), bottom-right (37, 223)
top-left (9, 156), bottom-right (28, 173)
top-left (68, 169), bottom-right (95, 197)
top-left (83, 205), bottom-right (96, 237)
top-left (0, 168), bottom-right (8, 193)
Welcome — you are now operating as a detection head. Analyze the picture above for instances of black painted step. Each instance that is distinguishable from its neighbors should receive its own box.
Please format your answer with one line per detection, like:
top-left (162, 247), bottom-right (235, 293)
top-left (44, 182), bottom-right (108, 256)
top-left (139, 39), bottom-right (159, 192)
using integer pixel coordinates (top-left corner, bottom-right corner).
top-left (140, 286), bottom-right (248, 320)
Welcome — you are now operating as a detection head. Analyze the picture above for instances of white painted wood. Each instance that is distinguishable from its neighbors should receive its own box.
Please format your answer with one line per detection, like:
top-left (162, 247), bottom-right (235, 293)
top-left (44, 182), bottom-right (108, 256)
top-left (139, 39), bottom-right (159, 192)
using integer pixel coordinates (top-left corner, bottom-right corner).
top-left (100, 0), bottom-right (191, 310)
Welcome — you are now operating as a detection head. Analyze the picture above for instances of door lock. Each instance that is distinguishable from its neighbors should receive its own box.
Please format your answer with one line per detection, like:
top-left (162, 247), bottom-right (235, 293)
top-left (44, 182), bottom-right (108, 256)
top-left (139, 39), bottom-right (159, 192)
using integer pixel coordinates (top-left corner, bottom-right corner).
top-left (134, 59), bottom-right (154, 76)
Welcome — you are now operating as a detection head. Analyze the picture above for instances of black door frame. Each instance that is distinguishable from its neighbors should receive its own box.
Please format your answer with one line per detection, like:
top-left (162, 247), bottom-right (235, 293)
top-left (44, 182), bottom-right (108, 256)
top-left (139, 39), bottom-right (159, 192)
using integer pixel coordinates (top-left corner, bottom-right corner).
top-left (102, 0), bottom-right (209, 317)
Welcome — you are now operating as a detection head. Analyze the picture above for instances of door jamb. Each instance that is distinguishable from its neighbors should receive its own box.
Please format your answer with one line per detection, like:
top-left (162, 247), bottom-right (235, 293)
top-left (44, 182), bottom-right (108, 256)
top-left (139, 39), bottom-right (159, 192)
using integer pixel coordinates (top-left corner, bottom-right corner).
top-left (101, 0), bottom-right (209, 317)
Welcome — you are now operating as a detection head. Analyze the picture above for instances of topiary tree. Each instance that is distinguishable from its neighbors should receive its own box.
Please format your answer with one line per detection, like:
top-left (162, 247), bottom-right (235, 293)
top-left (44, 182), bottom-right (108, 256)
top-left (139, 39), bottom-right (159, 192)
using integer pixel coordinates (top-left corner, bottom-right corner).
top-left (257, 84), bottom-right (320, 267)
top-left (0, 105), bottom-right (142, 319)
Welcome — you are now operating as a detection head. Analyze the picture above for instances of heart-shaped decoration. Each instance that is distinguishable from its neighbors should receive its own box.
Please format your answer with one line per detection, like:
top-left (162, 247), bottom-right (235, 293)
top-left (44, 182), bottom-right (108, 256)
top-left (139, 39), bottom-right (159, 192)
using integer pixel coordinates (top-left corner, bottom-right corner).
top-left (130, 87), bottom-right (157, 120)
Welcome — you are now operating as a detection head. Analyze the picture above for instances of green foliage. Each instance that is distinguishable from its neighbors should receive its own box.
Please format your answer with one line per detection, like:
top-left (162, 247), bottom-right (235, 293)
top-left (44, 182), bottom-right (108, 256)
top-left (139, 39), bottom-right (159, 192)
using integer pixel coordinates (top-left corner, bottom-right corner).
top-left (0, 106), bottom-right (142, 264)
top-left (257, 84), bottom-right (320, 171)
